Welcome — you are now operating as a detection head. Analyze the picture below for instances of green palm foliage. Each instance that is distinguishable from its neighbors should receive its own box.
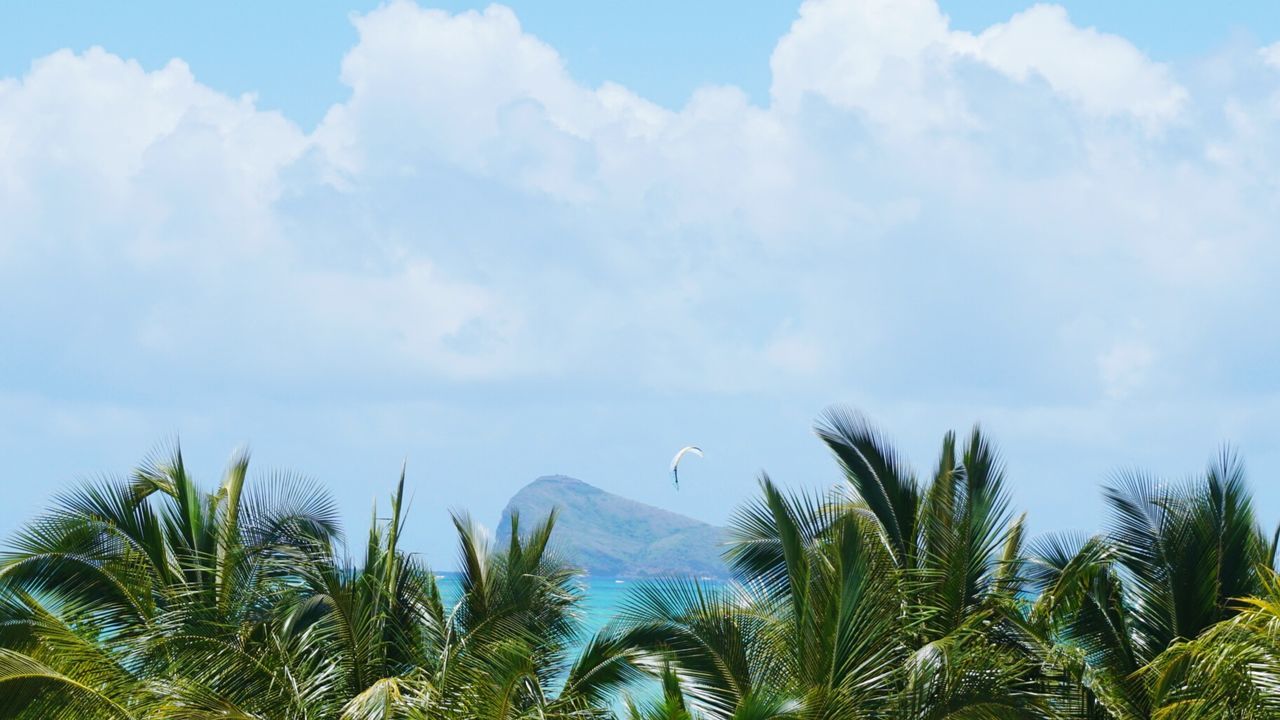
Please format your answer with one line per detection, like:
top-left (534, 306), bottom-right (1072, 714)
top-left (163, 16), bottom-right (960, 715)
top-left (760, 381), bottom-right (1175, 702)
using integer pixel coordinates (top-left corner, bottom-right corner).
top-left (609, 408), bottom-right (1045, 719)
top-left (0, 444), bottom-right (340, 718)
top-left (4, 421), bottom-right (1280, 719)
top-left (0, 449), bottom-right (641, 719)
top-left (622, 664), bottom-right (696, 720)
top-left (269, 473), bottom-right (644, 719)
top-left (1146, 567), bottom-right (1280, 718)
top-left (620, 664), bottom-right (800, 720)
top-left (1028, 449), bottom-right (1276, 719)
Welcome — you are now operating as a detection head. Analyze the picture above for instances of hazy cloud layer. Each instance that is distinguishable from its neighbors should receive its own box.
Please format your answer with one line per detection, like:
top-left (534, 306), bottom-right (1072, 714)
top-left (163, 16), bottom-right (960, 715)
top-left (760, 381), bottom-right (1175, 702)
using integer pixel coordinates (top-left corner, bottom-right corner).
top-left (3, 0), bottom-right (1280, 555)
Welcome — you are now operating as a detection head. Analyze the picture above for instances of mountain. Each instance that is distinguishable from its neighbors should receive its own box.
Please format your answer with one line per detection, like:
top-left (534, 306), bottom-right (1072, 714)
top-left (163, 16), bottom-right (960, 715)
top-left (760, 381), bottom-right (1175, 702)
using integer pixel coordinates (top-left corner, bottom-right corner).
top-left (496, 475), bottom-right (727, 578)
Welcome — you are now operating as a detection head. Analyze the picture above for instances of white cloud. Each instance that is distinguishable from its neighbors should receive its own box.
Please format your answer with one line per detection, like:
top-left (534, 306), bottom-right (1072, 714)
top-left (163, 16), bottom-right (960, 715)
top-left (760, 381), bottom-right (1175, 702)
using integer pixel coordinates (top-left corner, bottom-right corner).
top-left (770, 0), bottom-right (964, 129)
top-left (0, 48), bottom-right (304, 262)
top-left (8, 0), bottom-right (1280, 556)
top-left (769, 0), bottom-right (1186, 130)
top-left (1262, 41), bottom-right (1280, 71)
top-left (315, 1), bottom-right (667, 194)
top-left (1, 0), bottom-right (1278, 405)
top-left (0, 43), bottom-right (519, 383)
top-left (965, 5), bottom-right (1187, 126)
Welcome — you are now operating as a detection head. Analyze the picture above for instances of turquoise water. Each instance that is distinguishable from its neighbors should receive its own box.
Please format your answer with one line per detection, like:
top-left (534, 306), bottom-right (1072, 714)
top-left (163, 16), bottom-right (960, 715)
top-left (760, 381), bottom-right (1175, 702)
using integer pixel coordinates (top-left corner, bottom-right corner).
top-left (435, 576), bottom-right (704, 708)
top-left (436, 575), bottom-right (639, 638)
top-left (578, 578), bottom-right (634, 634)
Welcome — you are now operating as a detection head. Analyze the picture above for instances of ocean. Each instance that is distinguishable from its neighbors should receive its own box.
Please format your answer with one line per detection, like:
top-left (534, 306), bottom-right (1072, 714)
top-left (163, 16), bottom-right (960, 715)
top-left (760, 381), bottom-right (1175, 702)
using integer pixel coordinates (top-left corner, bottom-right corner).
top-left (578, 578), bottom-right (635, 633)
top-left (437, 575), bottom-right (642, 638)
top-left (437, 575), bottom-right (672, 707)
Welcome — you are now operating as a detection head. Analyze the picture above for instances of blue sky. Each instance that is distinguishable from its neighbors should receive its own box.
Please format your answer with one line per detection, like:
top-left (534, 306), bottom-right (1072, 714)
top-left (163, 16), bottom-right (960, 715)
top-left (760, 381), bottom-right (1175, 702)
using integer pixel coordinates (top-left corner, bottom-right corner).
top-left (2, 0), bottom-right (1280, 563)
top-left (4, 1), bottom-right (1279, 126)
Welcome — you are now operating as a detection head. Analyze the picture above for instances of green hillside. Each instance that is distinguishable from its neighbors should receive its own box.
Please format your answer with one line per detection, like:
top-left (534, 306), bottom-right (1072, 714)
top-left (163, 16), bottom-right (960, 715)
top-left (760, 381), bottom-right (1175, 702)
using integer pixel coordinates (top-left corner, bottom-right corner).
top-left (495, 475), bottom-right (726, 578)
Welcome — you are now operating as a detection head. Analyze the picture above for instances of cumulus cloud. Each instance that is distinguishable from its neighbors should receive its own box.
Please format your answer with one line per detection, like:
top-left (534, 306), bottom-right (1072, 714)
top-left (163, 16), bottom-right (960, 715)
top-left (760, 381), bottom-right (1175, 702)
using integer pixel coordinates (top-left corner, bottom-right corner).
top-left (965, 5), bottom-right (1187, 126)
top-left (0, 43), bottom-right (521, 383)
top-left (0, 48), bottom-right (304, 262)
top-left (770, 0), bottom-right (962, 129)
top-left (769, 0), bottom-right (1186, 130)
top-left (4, 0), bottom-right (1278, 400)
top-left (5, 0), bottom-right (1280, 544)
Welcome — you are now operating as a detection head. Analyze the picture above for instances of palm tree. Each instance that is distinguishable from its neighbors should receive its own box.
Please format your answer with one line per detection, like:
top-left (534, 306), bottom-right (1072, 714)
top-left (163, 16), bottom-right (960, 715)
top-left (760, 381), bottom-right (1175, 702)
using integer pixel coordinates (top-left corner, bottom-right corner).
top-left (0, 443), bottom-right (341, 718)
top-left (619, 663), bottom-right (800, 720)
top-left (0, 448), bottom-right (641, 720)
top-left (1144, 567), bottom-right (1280, 718)
top-left (230, 472), bottom-right (646, 719)
top-left (1027, 449), bottom-right (1277, 719)
top-left (8, 423), bottom-right (1277, 719)
top-left (610, 408), bottom-right (1046, 719)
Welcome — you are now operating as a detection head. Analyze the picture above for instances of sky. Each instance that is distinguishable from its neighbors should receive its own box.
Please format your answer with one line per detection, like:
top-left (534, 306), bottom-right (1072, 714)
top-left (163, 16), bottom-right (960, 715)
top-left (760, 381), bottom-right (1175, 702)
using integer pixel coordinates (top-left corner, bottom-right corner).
top-left (2, 0), bottom-right (1280, 564)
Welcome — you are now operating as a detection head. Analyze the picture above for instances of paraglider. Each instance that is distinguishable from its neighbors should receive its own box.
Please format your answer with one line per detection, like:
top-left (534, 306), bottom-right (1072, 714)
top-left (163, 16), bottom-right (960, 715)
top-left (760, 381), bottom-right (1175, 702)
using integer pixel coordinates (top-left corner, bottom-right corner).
top-left (669, 445), bottom-right (703, 490)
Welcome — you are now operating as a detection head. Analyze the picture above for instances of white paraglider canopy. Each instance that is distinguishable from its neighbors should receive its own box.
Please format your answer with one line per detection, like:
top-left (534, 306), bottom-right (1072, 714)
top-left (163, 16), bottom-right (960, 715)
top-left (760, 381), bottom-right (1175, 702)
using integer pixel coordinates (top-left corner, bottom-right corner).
top-left (670, 446), bottom-right (703, 489)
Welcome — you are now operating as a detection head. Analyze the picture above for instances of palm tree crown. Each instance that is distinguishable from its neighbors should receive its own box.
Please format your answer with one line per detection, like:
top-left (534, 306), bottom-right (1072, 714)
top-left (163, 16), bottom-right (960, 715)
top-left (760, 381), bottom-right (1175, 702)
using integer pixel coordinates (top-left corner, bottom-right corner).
top-left (3, 417), bottom-right (1280, 719)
